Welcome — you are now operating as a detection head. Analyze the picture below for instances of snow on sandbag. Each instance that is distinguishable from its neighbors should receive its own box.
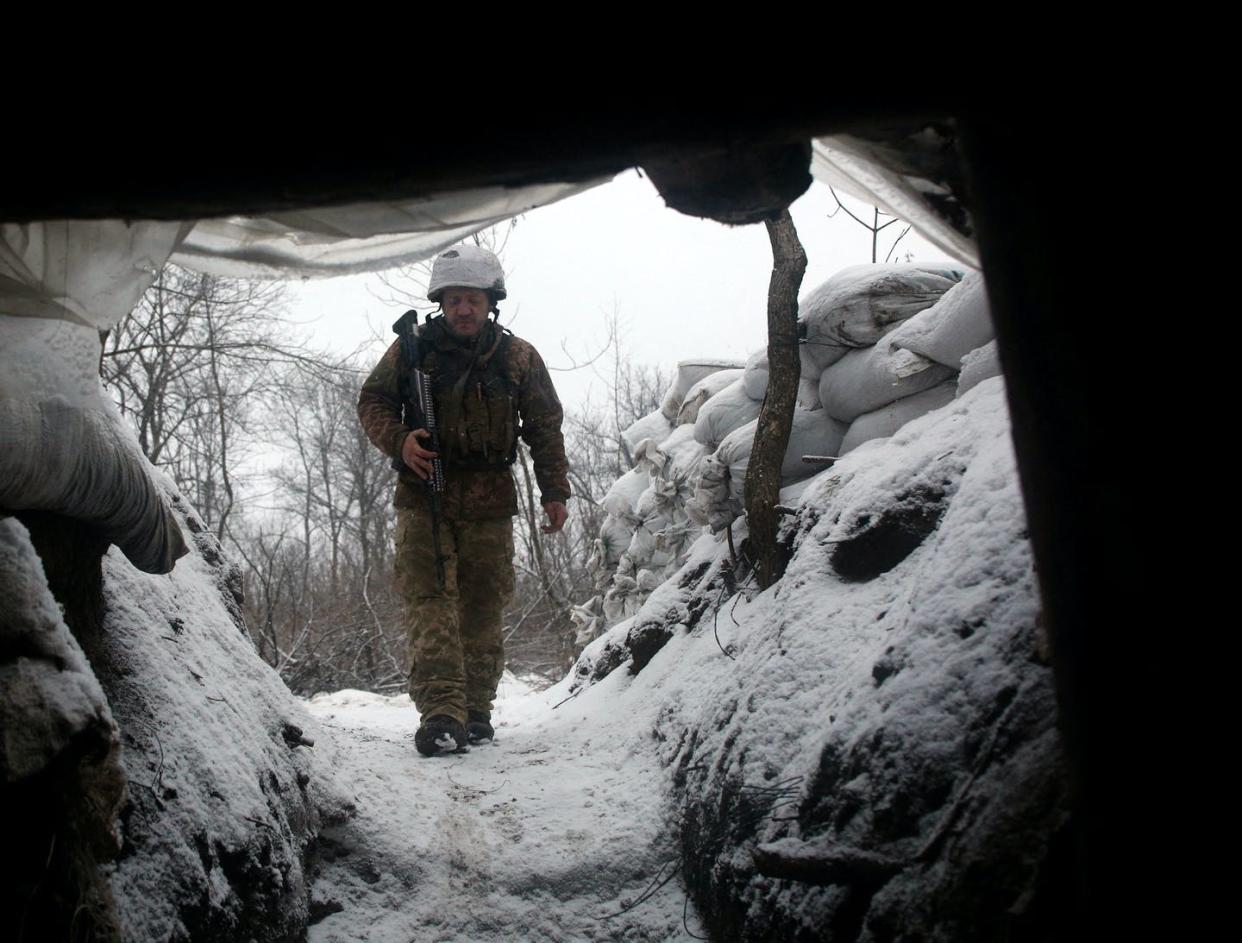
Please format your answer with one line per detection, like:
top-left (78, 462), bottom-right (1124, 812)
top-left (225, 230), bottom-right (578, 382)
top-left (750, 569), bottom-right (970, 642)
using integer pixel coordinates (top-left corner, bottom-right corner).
top-left (624, 522), bottom-right (674, 571)
top-left (659, 358), bottom-right (745, 421)
top-left (602, 467), bottom-right (650, 518)
top-left (957, 340), bottom-right (1002, 396)
top-left (693, 378), bottom-right (763, 449)
top-left (800, 263), bottom-right (964, 371)
top-left (621, 409), bottom-right (674, 457)
top-left (839, 380), bottom-right (958, 455)
top-left (818, 334), bottom-right (956, 423)
top-left (719, 408), bottom-right (850, 499)
top-left (597, 514), bottom-right (637, 568)
top-left (686, 453), bottom-right (737, 533)
top-left (887, 270), bottom-right (992, 369)
top-left (798, 376), bottom-right (823, 411)
top-left (745, 349), bottom-right (823, 410)
top-left (571, 595), bottom-right (605, 646)
top-left (743, 348), bottom-right (769, 400)
top-left (603, 575), bottom-right (642, 623)
top-left (644, 424), bottom-right (710, 487)
top-left (677, 368), bottom-right (744, 424)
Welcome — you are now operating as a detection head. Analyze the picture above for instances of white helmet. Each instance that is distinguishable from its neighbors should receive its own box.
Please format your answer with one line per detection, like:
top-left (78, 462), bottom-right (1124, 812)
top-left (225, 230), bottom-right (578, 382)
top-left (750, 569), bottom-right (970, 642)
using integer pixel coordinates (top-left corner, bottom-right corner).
top-left (427, 245), bottom-right (507, 303)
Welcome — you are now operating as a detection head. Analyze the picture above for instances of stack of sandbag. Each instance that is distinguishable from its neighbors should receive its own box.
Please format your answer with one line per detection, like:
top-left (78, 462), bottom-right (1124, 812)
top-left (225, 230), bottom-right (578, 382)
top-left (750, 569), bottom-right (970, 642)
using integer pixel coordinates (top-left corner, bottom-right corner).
top-left (743, 348), bottom-right (823, 410)
top-left (657, 358), bottom-right (745, 424)
top-left (677, 368), bottom-right (744, 425)
top-left (687, 408), bottom-right (849, 530)
top-left (831, 269), bottom-right (996, 454)
top-left (693, 378), bottom-right (764, 450)
top-left (591, 466), bottom-right (650, 588)
top-left (799, 263), bottom-right (965, 372)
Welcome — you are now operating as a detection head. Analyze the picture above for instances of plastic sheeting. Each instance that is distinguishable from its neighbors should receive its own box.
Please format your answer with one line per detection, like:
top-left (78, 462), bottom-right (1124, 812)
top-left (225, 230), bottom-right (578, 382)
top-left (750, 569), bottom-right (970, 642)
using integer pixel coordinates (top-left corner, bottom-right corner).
top-left (171, 180), bottom-right (604, 279)
top-left (1, 220), bottom-right (193, 329)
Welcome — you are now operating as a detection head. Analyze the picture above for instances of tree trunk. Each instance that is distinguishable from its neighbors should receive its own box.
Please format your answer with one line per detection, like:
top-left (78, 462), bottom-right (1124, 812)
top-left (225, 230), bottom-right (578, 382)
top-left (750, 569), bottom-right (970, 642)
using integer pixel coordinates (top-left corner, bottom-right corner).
top-left (744, 210), bottom-right (807, 589)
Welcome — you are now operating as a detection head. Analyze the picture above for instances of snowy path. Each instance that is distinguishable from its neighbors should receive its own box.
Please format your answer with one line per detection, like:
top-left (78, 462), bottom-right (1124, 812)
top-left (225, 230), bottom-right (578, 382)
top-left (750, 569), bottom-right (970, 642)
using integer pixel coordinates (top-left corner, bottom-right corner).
top-left (304, 675), bottom-right (702, 942)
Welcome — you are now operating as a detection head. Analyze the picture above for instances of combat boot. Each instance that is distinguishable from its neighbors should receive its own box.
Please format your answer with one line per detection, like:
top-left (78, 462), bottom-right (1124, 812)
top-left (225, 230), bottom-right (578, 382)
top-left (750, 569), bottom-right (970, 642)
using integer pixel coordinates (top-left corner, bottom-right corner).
top-left (415, 715), bottom-right (467, 757)
top-left (466, 710), bottom-right (494, 744)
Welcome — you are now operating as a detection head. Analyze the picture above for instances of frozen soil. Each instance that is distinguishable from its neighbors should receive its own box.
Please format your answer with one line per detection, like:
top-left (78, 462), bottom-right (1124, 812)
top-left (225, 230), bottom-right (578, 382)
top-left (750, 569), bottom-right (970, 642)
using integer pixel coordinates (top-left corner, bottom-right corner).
top-left (305, 676), bottom-right (703, 943)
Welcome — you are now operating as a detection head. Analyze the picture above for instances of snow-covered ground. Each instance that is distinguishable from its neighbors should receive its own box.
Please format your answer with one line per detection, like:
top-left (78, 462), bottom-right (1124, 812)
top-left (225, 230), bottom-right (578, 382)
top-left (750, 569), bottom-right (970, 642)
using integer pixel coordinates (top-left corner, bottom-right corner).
top-left (305, 673), bottom-right (704, 942)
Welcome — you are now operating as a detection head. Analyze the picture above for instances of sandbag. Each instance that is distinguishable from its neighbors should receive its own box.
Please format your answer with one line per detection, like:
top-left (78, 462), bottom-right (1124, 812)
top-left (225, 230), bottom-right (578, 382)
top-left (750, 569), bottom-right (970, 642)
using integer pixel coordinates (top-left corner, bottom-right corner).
top-left (621, 409), bottom-right (674, 457)
top-left (677, 369), bottom-right (744, 424)
top-left (693, 378), bottom-right (763, 449)
top-left (839, 380), bottom-right (957, 455)
top-left (601, 467), bottom-right (650, 519)
top-left (800, 263), bottom-right (963, 371)
top-left (597, 514), bottom-right (636, 568)
top-left (746, 349), bottom-right (822, 410)
top-left (743, 348), bottom-right (769, 400)
top-left (818, 334), bottom-right (956, 423)
top-left (887, 270), bottom-right (992, 368)
top-left (718, 408), bottom-right (850, 499)
top-left (957, 341), bottom-right (1002, 396)
top-left (686, 454), bottom-right (737, 533)
top-left (642, 424), bottom-right (710, 487)
top-left (659, 358), bottom-right (745, 421)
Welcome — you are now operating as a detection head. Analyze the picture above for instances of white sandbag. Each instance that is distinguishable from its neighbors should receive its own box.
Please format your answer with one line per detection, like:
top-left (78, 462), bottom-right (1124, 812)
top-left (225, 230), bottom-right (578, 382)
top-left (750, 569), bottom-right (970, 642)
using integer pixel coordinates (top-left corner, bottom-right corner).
top-left (839, 381), bottom-right (958, 455)
top-left (798, 376), bottom-right (822, 411)
top-left (719, 408), bottom-right (849, 498)
top-left (800, 263), bottom-right (964, 371)
top-left (818, 334), bottom-right (956, 423)
top-left (686, 454), bottom-right (737, 533)
top-left (693, 378), bottom-right (763, 449)
top-left (659, 358), bottom-right (745, 420)
top-left (603, 575), bottom-right (642, 624)
top-left (621, 409), bottom-right (674, 457)
top-left (743, 348), bottom-right (769, 400)
top-left (602, 467), bottom-right (650, 518)
top-left (598, 514), bottom-right (636, 568)
top-left (957, 341), bottom-right (1002, 396)
top-left (643, 424), bottom-right (710, 487)
top-left (887, 270), bottom-right (992, 368)
top-left (746, 348), bottom-right (822, 410)
top-left (677, 368), bottom-right (744, 424)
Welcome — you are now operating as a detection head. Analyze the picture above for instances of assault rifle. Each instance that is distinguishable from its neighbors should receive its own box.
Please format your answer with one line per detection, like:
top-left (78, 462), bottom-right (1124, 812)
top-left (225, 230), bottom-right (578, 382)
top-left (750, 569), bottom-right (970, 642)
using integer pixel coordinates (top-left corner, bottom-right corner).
top-left (392, 310), bottom-right (447, 591)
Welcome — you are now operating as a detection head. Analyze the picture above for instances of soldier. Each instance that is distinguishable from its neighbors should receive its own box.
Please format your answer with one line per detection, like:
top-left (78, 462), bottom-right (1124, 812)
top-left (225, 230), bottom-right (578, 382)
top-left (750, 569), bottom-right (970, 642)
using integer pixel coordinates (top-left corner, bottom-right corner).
top-left (357, 245), bottom-right (570, 756)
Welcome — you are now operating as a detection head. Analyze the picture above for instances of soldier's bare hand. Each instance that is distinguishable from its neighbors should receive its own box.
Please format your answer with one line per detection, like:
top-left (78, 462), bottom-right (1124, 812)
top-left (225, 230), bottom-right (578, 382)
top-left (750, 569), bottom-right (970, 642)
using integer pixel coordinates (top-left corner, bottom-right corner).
top-left (401, 428), bottom-right (438, 480)
top-left (541, 501), bottom-right (568, 534)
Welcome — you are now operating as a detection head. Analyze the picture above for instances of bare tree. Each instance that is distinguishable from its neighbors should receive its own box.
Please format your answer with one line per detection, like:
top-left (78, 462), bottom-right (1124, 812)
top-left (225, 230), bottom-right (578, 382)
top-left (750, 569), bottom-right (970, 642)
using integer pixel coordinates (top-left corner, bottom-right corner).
top-left (745, 210), bottom-right (807, 589)
top-left (828, 186), bottom-right (913, 264)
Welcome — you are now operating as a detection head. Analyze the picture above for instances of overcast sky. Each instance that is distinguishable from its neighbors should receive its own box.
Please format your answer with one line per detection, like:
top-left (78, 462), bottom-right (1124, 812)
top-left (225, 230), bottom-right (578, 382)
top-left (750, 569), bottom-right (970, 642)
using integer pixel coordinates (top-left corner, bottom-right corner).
top-left (286, 170), bottom-right (960, 413)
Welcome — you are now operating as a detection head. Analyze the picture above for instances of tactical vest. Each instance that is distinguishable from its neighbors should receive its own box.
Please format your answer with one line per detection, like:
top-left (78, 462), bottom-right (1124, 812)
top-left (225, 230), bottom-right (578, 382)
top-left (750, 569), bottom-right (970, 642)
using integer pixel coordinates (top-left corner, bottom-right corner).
top-left (414, 318), bottom-right (518, 470)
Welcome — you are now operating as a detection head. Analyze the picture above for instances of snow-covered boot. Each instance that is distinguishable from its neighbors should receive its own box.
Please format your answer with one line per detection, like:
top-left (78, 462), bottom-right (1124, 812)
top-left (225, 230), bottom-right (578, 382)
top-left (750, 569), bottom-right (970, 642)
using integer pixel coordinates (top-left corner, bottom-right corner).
top-left (415, 715), bottom-right (467, 757)
top-left (466, 710), bottom-right (494, 744)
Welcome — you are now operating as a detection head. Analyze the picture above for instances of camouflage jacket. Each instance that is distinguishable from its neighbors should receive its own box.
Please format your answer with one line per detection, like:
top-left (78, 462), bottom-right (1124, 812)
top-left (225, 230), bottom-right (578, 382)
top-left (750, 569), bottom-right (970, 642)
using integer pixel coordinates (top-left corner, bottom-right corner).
top-left (357, 317), bottom-right (571, 520)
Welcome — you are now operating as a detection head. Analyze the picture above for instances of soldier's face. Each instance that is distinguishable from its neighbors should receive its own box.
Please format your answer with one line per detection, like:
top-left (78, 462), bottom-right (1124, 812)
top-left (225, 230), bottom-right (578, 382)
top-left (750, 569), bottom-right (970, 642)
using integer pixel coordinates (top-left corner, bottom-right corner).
top-left (441, 288), bottom-right (491, 339)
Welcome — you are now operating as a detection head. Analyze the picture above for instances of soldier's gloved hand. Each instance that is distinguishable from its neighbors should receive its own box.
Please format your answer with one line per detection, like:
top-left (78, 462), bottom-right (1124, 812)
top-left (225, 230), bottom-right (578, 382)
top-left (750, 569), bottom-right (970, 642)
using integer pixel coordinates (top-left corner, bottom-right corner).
top-left (541, 501), bottom-right (568, 534)
top-left (401, 428), bottom-right (438, 481)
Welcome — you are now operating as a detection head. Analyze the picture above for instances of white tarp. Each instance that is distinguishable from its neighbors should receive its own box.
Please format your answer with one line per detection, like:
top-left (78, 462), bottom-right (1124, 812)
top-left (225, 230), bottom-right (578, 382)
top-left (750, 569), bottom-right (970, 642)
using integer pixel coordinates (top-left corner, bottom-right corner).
top-left (172, 180), bottom-right (605, 279)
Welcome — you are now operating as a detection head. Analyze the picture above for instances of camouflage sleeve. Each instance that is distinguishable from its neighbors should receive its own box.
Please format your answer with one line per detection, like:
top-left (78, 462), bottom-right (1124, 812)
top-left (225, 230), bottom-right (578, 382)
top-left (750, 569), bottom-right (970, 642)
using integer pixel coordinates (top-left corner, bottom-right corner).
top-left (357, 339), bottom-right (411, 460)
top-left (515, 341), bottom-right (571, 505)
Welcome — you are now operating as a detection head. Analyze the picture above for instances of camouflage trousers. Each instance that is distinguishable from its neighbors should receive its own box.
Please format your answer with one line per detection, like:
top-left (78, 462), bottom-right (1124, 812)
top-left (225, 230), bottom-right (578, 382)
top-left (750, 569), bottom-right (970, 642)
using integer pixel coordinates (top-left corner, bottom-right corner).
top-left (394, 505), bottom-right (515, 726)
